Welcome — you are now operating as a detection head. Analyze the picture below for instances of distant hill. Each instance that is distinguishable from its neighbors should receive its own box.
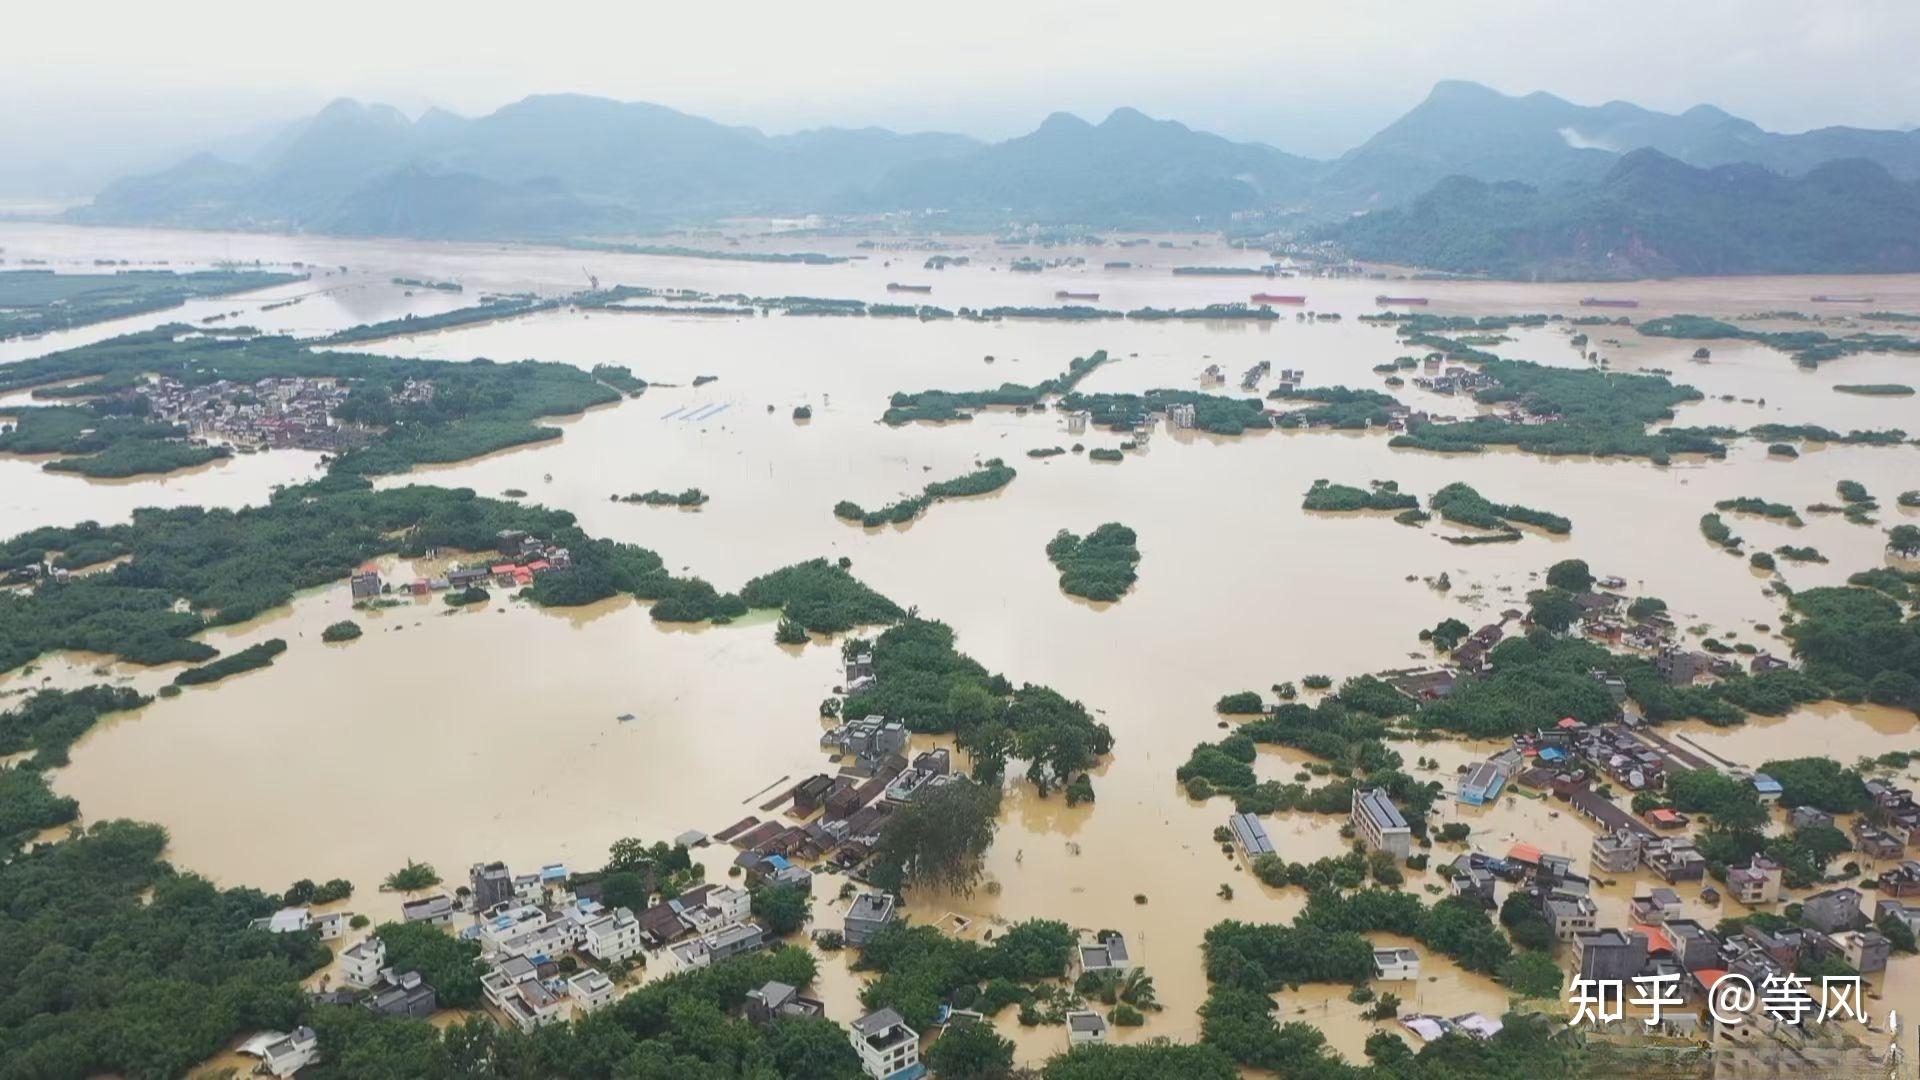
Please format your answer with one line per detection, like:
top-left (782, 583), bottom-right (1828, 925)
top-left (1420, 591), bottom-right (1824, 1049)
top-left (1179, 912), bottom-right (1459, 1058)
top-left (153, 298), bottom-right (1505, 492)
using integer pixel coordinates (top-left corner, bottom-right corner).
top-left (66, 82), bottom-right (1920, 267)
top-left (1320, 80), bottom-right (1920, 211)
top-left (864, 107), bottom-right (1321, 224)
top-left (72, 94), bottom-right (983, 237)
top-left (1329, 148), bottom-right (1920, 280)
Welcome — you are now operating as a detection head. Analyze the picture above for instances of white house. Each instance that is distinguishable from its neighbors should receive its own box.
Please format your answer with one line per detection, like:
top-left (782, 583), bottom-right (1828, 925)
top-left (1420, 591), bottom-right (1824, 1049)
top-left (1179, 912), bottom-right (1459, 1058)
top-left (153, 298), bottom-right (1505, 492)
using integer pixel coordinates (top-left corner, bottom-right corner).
top-left (1076, 931), bottom-right (1131, 975)
top-left (1065, 1010), bottom-right (1109, 1046)
top-left (1373, 947), bottom-right (1421, 981)
top-left (341, 936), bottom-right (387, 989)
top-left (500, 980), bottom-right (569, 1034)
top-left (568, 968), bottom-right (617, 1014)
top-left (310, 912), bottom-right (351, 941)
top-left (681, 886), bottom-right (752, 935)
top-left (850, 1008), bottom-right (919, 1080)
top-left (252, 906), bottom-right (312, 934)
top-left (582, 907), bottom-right (644, 963)
top-left (254, 1027), bottom-right (319, 1077)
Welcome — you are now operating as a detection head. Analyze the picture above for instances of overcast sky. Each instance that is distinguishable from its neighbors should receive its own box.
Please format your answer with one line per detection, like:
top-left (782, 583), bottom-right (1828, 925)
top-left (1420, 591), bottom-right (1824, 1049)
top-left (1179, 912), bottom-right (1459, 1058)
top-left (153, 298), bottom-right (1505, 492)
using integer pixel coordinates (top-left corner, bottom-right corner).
top-left (6, 0), bottom-right (1918, 192)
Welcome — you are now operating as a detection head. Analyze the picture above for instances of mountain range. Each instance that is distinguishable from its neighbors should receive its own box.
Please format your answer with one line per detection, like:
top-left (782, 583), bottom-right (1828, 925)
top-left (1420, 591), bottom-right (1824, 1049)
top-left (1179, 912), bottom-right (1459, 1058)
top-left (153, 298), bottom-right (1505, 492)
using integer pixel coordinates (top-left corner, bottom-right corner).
top-left (67, 82), bottom-right (1920, 278)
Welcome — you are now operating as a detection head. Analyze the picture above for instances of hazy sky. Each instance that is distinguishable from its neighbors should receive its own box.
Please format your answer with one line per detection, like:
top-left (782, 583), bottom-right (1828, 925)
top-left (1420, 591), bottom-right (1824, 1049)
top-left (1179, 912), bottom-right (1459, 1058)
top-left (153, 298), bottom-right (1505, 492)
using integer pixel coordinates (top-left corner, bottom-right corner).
top-left (6, 0), bottom-right (1918, 191)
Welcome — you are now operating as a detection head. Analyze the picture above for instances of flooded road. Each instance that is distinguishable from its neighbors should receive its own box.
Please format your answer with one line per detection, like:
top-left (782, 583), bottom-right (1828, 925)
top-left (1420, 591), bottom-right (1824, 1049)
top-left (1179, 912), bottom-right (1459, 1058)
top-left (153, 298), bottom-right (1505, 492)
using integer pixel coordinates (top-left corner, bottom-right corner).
top-left (3, 220), bottom-right (1918, 1064)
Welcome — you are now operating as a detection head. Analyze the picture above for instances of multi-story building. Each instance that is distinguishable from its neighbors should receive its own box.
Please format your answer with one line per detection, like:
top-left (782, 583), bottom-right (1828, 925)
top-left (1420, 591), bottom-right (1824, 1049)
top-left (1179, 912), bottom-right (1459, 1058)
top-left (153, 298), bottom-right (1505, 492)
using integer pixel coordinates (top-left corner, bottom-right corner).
top-left (1351, 787), bottom-right (1411, 859)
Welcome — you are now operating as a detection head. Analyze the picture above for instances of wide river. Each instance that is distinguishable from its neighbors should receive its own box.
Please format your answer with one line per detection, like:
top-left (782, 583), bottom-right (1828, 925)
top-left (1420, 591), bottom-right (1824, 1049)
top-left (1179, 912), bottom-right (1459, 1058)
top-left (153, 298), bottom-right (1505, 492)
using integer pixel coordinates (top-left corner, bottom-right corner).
top-left (3, 221), bottom-right (1918, 1064)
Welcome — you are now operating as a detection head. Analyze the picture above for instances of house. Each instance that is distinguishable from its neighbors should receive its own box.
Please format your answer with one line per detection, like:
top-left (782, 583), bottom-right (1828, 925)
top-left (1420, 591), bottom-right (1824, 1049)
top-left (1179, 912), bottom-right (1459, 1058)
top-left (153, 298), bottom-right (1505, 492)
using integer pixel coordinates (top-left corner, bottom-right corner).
top-left (1644, 837), bottom-right (1707, 883)
top-left (1352, 787), bottom-right (1412, 859)
top-left (845, 892), bottom-right (899, 946)
top-left (1545, 896), bottom-right (1599, 942)
top-left (1228, 813), bottom-right (1275, 858)
top-left (850, 1008), bottom-right (920, 1080)
top-left (1876, 899), bottom-right (1920, 936)
top-left (1590, 828), bottom-right (1643, 874)
top-left (349, 570), bottom-right (382, 600)
top-left (1829, 930), bottom-right (1892, 974)
top-left (581, 907), bottom-right (643, 963)
top-left (1065, 1009), bottom-right (1109, 1046)
top-left (500, 979), bottom-right (569, 1034)
top-left (1645, 808), bottom-right (1688, 830)
top-left (481, 955), bottom-right (541, 1009)
top-left (1788, 806), bottom-right (1835, 831)
top-left (667, 921), bottom-right (769, 973)
top-left (1576, 929), bottom-right (1647, 985)
top-left (1373, 947), bottom-right (1421, 981)
top-left (1854, 820), bottom-right (1907, 861)
top-left (252, 906), bottom-right (312, 934)
top-left (1077, 931), bottom-right (1131, 975)
top-left (791, 774), bottom-right (838, 816)
top-left (1802, 888), bottom-right (1866, 933)
top-left (471, 861), bottom-right (514, 911)
top-left (1663, 919), bottom-right (1721, 972)
top-left (1628, 888), bottom-right (1683, 925)
top-left (254, 1027), bottom-right (320, 1077)
top-left (402, 894), bottom-right (455, 926)
top-left (1881, 861), bottom-right (1920, 897)
top-left (1742, 923), bottom-right (1809, 968)
top-left (559, 968), bottom-right (614, 1014)
top-left (1750, 654), bottom-right (1790, 673)
top-left (341, 937), bottom-right (387, 988)
top-left (366, 970), bottom-right (437, 1018)
top-left (1457, 760), bottom-right (1508, 805)
top-left (1450, 866), bottom-right (1497, 909)
top-left (746, 980), bottom-right (825, 1025)
top-left (1653, 648), bottom-right (1708, 685)
top-left (1727, 856), bottom-right (1784, 906)
top-left (1749, 774), bottom-right (1784, 803)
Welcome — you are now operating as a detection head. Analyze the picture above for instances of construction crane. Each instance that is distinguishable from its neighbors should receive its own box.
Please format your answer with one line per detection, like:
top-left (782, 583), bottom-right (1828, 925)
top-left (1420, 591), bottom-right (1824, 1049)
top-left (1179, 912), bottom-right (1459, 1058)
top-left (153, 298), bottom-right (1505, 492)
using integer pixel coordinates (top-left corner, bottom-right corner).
top-left (582, 268), bottom-right (600, 292)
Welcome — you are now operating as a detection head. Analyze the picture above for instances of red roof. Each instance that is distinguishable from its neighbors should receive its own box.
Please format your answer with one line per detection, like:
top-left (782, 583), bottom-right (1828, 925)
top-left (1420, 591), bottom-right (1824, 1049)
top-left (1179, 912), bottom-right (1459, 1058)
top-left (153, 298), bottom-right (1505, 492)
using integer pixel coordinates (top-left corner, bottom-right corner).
top-left (1691, 968), bottom-right (1730, 990)
top-left (1508, 843), bottom-right (1543, 865)
top-left (1556, 717), bottom-right (1582, 730)
top-left (513, 569), bottom-right (533, 583)
top-left (525, 560), bottom-right (551, 572)
top-left (1649, 809), bottom-right (1681, 823)
top-left (491, 564), bottom-right (515, 574)
top-left (1631, 924), bottom-right (1673, 955)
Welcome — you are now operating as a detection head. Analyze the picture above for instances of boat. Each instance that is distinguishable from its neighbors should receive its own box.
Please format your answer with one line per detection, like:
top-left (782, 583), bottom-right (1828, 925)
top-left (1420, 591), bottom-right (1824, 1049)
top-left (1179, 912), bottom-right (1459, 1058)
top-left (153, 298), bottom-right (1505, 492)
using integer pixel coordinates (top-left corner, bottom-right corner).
top-left (1811, 295), bottom-right (1874, 303)
top-left (1580, 298), bottom-right (1639, 308)
top-left (1250, 293), bottom-right (1307, 305)
top-left (886, 283), bottom-right (933, 294)
top-left (1055, 290), bottom-right (1100, 301)
top-left (1375, 295), bottom-right (1429, 306)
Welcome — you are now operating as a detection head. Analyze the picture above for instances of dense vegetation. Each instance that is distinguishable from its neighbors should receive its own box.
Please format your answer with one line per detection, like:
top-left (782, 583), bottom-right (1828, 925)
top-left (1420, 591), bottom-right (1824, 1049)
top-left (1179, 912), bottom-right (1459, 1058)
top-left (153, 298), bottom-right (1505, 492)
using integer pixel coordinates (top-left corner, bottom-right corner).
top-left (1641, 314), bottom-right (1920, 367)
top-left (323, 296), bottom-right (563, 344)
top-left (840, 618), bottom-right (1114, 792)
top-left (1385, 356), bottom-right (1715, 463)
top-left (171, 638), bottom-right (287, 687)
top-left (737, 559), bottom-right (904, 633)
top-left (1045, 523), bottom-right (1141, 601)
top-left (1302, 479), bottom-right (1419, 512)
top-left (0, 403), bottom-right (231, 478)
top-left (616, 488), bottom-right (708, 507)
top-left (1429, 482), bottom-right (1571, 537)
top-left (0, 685), bottom-right (149, 768)
top-left (833, 459), bottom-right (1015, 526)
top-left (0, 269), bottom-right (302, 339)
top-left (879, 350), bottom-right (1110, 423)
top-left (1271, 387), bottom-right (1400, 429)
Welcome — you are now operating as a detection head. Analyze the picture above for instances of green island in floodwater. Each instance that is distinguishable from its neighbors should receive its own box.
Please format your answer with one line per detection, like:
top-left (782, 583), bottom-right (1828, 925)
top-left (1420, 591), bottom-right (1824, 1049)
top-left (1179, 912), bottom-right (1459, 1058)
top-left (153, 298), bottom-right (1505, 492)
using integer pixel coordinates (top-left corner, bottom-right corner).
top-left (834, 458), bottom-right (1016, 526)
top-left (0, 268), bottom-right (305, 339)
top-left (1045, 522), bottom-right (1141, 602)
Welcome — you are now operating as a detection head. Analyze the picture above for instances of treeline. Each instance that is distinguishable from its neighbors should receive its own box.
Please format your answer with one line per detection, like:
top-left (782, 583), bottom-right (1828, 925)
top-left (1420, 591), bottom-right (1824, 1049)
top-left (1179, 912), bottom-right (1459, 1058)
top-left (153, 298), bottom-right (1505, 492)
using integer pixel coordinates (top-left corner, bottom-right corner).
top-left (0, 402), bottom-right (229, 478)
top-left (1641, 314), bottom-right (1920, 367)
top-left (1302, 479), bottom-right (1419, 512)
top-left (1271, 387), bottom-right (1400, 429)
top-left (0, 269), bottom-right (302, 339)
top-left (321, 296), bottom-right (562, 344)
top-left (834, 459), bottom-right (1016, 526)
top-left (879, 350), bottom-right (1110, 424)
top-left (1429, 482), bottom-right (1571, 536)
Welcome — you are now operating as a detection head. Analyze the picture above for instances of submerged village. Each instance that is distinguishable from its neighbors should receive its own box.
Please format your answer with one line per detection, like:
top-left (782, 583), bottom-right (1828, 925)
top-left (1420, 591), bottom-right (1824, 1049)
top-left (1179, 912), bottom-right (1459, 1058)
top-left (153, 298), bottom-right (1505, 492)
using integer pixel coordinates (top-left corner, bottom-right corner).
top-left (2, 228), bottom-right (1920, 1080)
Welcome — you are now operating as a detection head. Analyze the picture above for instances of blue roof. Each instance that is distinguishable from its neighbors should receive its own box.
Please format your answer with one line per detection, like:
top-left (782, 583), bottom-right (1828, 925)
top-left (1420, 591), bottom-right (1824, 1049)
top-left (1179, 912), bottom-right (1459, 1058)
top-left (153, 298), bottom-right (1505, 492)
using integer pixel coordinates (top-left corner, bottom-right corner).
top-left (1538, 746), bottom-right (1567, 762)
top-left (764, 854), bottom-right (791, 871)
top-left (1752, 774), bottom-right (1783, 793)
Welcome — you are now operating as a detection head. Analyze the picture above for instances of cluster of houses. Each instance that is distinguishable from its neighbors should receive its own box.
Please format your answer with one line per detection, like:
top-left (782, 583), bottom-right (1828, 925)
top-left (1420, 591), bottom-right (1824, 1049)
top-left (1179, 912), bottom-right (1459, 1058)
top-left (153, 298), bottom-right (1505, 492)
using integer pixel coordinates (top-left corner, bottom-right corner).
top-left (347, 529), bottom-right (576, 602)
top-left (1410, 365), bottom-right (1497, 396)
top-left (139, 374), bottom-right (369, 452)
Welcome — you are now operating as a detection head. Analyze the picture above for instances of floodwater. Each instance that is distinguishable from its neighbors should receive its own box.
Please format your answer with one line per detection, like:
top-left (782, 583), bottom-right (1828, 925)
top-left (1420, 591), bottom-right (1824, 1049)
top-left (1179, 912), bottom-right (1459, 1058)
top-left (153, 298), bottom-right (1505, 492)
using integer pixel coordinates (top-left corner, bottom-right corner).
top-left (3, 220), bottom-right (1919, 1065)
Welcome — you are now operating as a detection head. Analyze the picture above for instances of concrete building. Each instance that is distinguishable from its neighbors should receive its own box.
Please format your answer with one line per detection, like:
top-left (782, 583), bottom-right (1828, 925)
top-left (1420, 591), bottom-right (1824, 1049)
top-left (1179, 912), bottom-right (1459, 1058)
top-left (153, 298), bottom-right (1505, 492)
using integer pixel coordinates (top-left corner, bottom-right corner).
top-left (1077, 931), bottom-right (1131, 975)
top-left (850, 1008), bottom-right (920, 1080)
top-left (1373, 947), bottom-right (1421, 981)
top-left (256, 1027), bottom-right (320, 1078)
top-left (1727, 856), bottom-right (1784, 906)
top-left (581, 907), bottom-right (643, 963)
top-left (568, 969), bottom-right (617, 1014)
top-left (1576, 929), bottom-right (1647, 985)
top-left (400, 894), bottom-right (455, 927)
top-left (845, 892), bottom-right (899, 946)
top-left (1830, 930), bottom-right (1892, 974)
top-left (668, 921), bottom-right (770, 973)
top-left (1802, 888), bottom-right (1866, 933)
top-left (1545, 895), bottom-right (1599, 943)
top-left (366, 970), bottom-right (437, 1018)
top-left (1352, 787), bottom-right (1412, 859)
top-left (471, 862), bottom-right (514, 912)
top-left (1590, 828), bottom-right (1643, 874)
top-left (1229, 813), bottom-right (1275, 859)
top-left (341, 936), bottom-right (387, 988)
top-left (1065, 1010), bottom-right (1108, 1046)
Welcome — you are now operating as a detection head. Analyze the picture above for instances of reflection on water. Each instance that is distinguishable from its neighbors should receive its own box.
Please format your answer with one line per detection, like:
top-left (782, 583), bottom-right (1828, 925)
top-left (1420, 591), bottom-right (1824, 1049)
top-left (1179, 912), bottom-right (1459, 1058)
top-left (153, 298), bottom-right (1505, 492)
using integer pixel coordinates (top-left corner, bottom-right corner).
top-left (3, 221), bottom-right (1919, 1064)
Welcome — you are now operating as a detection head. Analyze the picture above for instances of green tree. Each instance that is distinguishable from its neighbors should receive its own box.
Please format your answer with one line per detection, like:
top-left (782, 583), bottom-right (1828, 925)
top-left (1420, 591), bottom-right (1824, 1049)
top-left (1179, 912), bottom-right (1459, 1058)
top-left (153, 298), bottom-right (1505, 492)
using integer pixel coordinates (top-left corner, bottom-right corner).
top-left (926, 1019), bottom-right (1016, 1079)
top-left (1890, 524), bottom-right (1920, 557)
top-left (1545, 559), bottom-right (1594, 592)
top-left (1527, 588), bottom-right (1581, 634)
top-left (754, 882), bottom-right (813, 936)
top-left (869, 778), bottom-right (999, 895)
top-left (1502, 950), bottom-right (1566, 998)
